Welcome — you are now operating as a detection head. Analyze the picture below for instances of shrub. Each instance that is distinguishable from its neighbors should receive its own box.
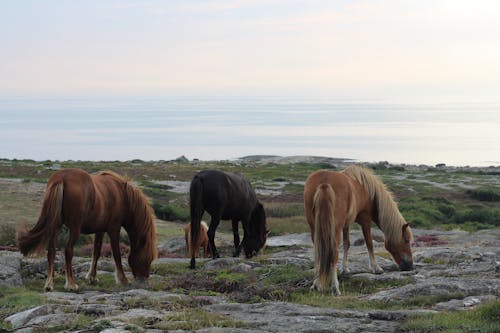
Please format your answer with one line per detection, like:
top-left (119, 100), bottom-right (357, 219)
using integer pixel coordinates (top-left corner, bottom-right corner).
top-left (152, 202), bottom-right (189, 221)
top-left (467, 187), bottom-right (500, 202)
top-left (0, 224), bottom-right (17, 247)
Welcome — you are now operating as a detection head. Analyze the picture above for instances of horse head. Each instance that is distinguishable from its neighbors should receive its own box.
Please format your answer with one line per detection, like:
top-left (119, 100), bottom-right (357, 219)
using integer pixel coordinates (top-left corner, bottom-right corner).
top-left (244, 202), bottom-right (268, 258)
top-left (128, 251), bottom-right (154, 282)
top-left (385, 223), bottom-right (414, 271)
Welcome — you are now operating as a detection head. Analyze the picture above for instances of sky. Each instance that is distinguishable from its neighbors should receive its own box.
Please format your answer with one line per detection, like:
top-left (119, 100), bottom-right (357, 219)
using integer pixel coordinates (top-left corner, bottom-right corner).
top-left (1, 0), bottom-right (499, 100)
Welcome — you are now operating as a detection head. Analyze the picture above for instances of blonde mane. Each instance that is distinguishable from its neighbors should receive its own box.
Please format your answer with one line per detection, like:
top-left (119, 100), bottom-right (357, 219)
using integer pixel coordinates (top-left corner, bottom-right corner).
top-left (342, 165), bottom-right (412, 244)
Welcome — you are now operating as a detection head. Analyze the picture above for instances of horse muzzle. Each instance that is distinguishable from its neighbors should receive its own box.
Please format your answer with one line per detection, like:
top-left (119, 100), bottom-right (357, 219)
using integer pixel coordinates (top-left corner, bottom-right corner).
top-left (245, 250), bottom-right (258, 259)
top-left (399, 259), bottom-right (414, 271)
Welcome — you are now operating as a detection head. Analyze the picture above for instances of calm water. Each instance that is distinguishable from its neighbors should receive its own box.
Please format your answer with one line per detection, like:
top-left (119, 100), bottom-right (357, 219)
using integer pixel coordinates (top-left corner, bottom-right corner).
top-left (1, 96), bottom-right (499, 166)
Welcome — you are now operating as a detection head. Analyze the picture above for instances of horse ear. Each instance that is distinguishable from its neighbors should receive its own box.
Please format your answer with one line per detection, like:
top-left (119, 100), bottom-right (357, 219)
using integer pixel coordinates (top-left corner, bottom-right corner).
top-left (402, 223), bottom-right (411, 243)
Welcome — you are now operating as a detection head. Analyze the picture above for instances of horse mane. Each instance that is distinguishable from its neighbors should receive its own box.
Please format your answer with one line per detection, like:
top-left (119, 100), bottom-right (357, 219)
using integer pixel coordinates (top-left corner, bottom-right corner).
top-left (342, 165), bottom-right (412, 244)
top-left (124, 182), bottom-right (158, 263)
top-left (95, 170), bottom-right (130, 182)
top-left (97, 171), bottom-right (157, 264)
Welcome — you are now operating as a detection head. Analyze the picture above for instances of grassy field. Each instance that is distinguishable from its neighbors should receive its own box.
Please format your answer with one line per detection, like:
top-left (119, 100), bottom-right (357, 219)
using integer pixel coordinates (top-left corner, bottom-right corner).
top-left (1, 158), bottom-right (499, 331)
top-left (1, 158), bottom-right (499, 242)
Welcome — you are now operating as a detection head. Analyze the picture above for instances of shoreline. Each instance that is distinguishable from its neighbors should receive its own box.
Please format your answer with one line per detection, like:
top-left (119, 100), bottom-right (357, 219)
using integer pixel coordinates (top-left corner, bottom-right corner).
top-left (2, 155), bottom-right (500, 172)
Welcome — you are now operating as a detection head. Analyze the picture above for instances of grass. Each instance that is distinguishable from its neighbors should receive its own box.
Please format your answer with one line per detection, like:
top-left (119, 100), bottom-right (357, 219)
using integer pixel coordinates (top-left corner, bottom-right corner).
top-left (0, 287), bottom-right (44, 318)
top-left (267, 216), bottom-right (309, 236)
top-left (1, 158), bottom-right (499, 237)
top-left (290, 292), bottom-right (394, 310)
top-left (155, 220), bottom-right (185, 243)
top-left (402, 301), bottom-right (500, 333)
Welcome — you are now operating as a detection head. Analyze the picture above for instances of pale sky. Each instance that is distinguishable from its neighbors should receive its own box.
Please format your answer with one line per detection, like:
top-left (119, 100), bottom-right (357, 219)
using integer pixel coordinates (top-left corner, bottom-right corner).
top-left (1, 0), bottom-right (499, 100)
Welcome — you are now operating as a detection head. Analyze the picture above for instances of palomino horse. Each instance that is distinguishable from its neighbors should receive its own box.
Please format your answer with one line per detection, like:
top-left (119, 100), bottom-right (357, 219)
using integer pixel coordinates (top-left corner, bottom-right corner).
top-left (189, 170), bottom-right (268, 269)
top-left (304, 165), bottom-right (413, 295)
top-left (184, 221), bottom-right (211, 258)
top-left (18, 168), bottom-right (158, 291)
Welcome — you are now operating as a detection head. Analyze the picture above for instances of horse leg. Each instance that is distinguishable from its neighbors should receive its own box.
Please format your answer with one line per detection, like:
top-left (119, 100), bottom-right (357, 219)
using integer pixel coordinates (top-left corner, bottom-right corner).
top-left (331, 222), bottom-right (343, 296)
top-left (232, 219), bottom-right (241, 257)
top-left (86, 232), bottom-right (104, 284)
top-left (360, 217), bottom-right (383, 274)
top-left (109, 231), bottom-right (129, 285)
top-left (64, 230), bottom-right (80, 291)
top-left (44, 235), bottom-right (57, 291)
top-left (341, 223), bottom-right (351, 275)
top-left (207, 217), bottom-right (221, 259)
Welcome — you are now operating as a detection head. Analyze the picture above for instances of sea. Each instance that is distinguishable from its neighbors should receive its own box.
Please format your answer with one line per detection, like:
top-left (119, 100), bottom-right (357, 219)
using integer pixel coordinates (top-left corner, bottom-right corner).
top-left (1, 96), bottom-right (499, 167)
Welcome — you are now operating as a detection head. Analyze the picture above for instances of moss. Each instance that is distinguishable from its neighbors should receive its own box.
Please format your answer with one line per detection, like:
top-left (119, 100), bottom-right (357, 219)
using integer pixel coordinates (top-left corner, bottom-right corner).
top-left (402, 301), bottom-right (500, 333)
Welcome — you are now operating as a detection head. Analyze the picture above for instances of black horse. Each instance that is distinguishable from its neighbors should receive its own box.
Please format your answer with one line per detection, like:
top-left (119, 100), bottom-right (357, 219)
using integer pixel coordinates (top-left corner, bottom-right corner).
top-left (189, 170), bottom-right (268, 269)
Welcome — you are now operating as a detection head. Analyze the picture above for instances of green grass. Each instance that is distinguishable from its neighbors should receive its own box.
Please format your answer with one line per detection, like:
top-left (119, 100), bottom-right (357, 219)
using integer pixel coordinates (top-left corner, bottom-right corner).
top-left (155, 220), bottom-right (185, 243)
top-left (0, 287), bottom-right (44, 317)
top-left (265, 202), bottom-right (304, 218)
top-left (402, 301), bottom-right (500, 333)
top-left (290, 292), bottom-right (395, 310)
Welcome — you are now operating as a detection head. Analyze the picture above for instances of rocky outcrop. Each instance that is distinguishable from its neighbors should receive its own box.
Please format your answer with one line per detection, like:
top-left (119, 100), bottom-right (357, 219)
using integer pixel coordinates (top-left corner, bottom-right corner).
top-left (1, 228), bottom-right (499, 332)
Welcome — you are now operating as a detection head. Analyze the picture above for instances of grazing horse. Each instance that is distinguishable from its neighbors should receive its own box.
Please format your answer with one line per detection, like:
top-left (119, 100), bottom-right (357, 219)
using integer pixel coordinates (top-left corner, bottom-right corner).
top-left (18, 168), bottom-right (158, 291)
top-left (189, 170), bottom-right (268, 269)
top-left (184, 221), bottom-right (211, 258)
top-left (304, 165), bottom-right (413, 295)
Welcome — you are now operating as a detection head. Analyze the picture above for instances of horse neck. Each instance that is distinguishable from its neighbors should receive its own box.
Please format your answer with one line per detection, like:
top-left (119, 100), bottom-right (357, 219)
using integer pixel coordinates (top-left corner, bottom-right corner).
top-left (372, 193), bottom-right (406, 245)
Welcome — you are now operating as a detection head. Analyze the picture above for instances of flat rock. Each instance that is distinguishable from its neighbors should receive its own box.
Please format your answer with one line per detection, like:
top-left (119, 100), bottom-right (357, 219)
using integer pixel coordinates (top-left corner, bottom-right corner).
top-left (205, 301), bottom-right (401, 333)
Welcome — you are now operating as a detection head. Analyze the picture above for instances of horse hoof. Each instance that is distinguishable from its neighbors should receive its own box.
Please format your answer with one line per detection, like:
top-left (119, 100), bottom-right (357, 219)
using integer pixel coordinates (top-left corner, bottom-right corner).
top-left (64, 284), bottom-right (79, 291)
top-left (332, 288), bottom-right (341, 296)
top-left (86, 277), bottom-right (99, 285)
top-left (44, 285), bottom-right (53, 292)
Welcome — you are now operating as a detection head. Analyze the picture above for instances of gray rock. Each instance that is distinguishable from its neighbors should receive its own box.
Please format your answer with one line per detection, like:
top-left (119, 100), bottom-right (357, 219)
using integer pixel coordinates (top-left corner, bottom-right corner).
top-left (109, 308), bottom-right (164, 325)
top-left (25, 313), bottom-right (74, 328)
top-left (159, 237), bottom-right (186, 254)
top-left (434, 295), bottom-right (498, 311)
top-left (231, 263), bottom-right (253, 274)
top-left (367, 277), bottom-right (500, 303)
top-left (205, 301), bottom-right (401, 333)
top-left (77, 303), bottom-right (121, 316)
top-left (5, 305), bottom-right (52, 329)
top-left (203, 258), bottom-right (242, 270)
top-left (0, 251), bottom-right (23, 287)
top-left (266, 233), bottom-right (312, 247)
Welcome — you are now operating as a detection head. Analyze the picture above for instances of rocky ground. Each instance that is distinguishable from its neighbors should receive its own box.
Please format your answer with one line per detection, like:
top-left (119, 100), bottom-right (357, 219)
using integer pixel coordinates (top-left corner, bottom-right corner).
top-left (1, 228), bottom-right (499, 332)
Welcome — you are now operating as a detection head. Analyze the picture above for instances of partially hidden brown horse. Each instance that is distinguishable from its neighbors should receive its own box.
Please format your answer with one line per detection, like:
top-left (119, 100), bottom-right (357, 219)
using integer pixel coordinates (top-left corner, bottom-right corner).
top-left (18, 168), bottom-right (158, 291)
top-left (304, 165), bottom-right (413, 295)
top-left (184, 221), bottom-right (211, 258)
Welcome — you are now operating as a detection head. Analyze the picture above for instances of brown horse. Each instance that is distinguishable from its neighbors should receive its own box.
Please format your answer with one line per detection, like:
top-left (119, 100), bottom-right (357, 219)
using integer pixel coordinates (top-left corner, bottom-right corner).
top-left (304, 165), bottom-right (413, 295)
top-left (184, 221), bottom-right (211, 258)
top-left (18, 168), bottom-right (158, 291)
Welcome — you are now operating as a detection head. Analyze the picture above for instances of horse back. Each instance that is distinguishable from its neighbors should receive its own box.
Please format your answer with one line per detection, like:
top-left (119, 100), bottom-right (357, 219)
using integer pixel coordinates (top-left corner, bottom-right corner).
top-left (194, 170), bottom-right (258, 219)
top-left (304, 170), bottom-right (353, 231)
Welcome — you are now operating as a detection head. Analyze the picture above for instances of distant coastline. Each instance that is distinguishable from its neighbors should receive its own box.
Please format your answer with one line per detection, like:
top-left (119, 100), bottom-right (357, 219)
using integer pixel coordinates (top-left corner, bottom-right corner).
top-left (2, 155), bottom-right (500, 173)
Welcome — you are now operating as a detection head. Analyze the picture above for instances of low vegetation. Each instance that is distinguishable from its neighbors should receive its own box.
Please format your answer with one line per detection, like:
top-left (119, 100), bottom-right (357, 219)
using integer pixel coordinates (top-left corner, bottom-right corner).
top-left (402, 301), bottom-right (500, 333)
top-left (0, 158), bottom-right (499, 331)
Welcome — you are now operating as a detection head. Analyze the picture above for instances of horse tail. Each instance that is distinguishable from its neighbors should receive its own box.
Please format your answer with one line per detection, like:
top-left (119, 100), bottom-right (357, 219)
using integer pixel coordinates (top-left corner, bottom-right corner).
top-left (18, 181), bottom-right (64, 257)
top-left (313, 183), bottom-right (336, 292)
top-left (189, 175), bottom-right (204, 268)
